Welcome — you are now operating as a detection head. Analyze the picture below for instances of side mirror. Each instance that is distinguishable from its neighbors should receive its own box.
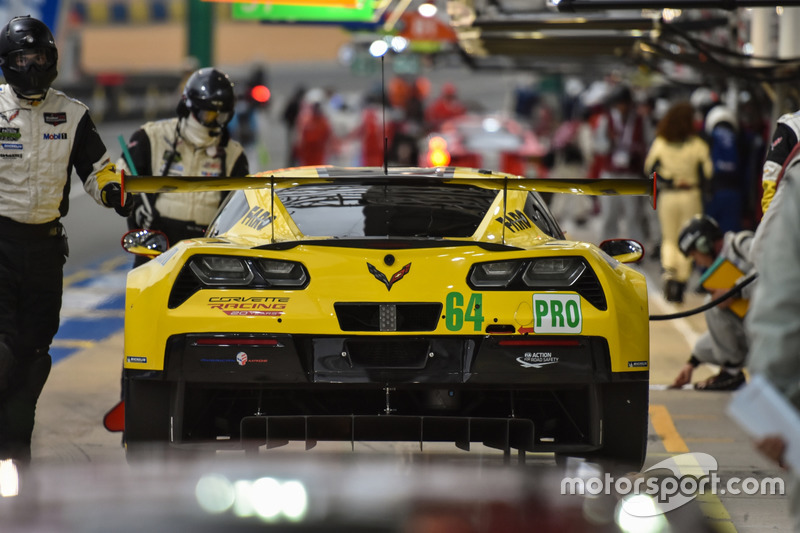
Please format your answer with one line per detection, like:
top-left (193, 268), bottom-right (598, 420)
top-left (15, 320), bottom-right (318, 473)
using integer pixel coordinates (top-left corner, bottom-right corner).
top-left (599, 239), bottom-right (644, 264)
top-left (122, 229), bottom-right (169, 258)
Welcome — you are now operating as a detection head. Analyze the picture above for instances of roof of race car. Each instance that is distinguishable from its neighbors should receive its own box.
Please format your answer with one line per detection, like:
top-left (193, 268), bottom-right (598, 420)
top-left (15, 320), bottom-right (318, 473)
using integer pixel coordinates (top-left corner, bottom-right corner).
top-left (121, 165), bottom-right (656, 205)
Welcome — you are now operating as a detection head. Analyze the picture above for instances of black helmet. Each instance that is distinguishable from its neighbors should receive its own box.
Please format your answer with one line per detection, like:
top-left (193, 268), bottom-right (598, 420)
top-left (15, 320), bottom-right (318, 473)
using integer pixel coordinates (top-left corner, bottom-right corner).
top-left (678, 215), bottom-right (722, 256)
top-left (0, 16), bottom-right (58, 97)
top-left (177, 67), bottom-right (235, 128)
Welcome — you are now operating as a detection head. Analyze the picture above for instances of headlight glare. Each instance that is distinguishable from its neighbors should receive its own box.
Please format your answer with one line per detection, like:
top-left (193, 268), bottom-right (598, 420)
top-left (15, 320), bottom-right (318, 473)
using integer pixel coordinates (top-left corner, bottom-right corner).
top-left (469, 261), bottom-right (521, 288)
top-left (189, 256), bottom-right (254, 286)
top-left (522, 257), bottom-right (585, 287)
top-left (256, 259), bottom-right (308, 287)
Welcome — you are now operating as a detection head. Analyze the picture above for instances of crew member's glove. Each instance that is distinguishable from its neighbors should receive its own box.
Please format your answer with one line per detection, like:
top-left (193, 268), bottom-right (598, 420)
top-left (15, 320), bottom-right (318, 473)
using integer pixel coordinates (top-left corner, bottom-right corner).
top-left (101, 182), bottom-right (134, 217)
top-left (97, 163), bottom-right (134, 217)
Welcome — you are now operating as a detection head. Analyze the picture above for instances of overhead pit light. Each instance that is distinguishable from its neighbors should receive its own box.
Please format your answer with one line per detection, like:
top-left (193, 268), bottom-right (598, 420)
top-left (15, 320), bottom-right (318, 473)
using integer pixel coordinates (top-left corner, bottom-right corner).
top-left (391, 36), bottom-right (409, 52)
top-left (418, 2), bottom-right (438, 17)
top-left (369, 40), bottom-right (390, 57)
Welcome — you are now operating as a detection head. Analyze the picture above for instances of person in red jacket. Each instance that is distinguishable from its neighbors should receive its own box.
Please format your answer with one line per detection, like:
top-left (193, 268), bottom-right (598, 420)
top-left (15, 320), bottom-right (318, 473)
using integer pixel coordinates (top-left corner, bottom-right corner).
top-left (295, 100), bottom-right (333, 166)
top-left (425, 82), bottom-right (466, 132)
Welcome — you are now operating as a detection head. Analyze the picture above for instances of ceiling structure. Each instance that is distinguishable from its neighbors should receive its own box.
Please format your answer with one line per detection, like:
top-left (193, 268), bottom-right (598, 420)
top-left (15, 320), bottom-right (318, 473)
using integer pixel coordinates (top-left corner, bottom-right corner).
top-left (445, 0), bottom-right (800, 85)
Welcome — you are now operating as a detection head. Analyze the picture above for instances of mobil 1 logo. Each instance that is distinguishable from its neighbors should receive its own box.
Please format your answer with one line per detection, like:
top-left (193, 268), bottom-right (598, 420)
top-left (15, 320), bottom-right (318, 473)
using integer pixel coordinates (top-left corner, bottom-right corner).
top-left (532, 294), bottom-right (582, 334)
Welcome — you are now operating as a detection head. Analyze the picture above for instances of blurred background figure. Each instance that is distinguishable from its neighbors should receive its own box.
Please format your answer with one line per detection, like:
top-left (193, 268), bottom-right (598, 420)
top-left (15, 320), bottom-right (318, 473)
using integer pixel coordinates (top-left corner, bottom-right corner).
top-left (690, 86), bottom-right (720, 132)
top-left (293, 88), bottom-right (334, 166)
top-left (281, 85), bottom-right (306, 166)
top-left (354, 86), bottom-right (391, 167)
top-left (644, 100), bottom-right (713, 303)
top-left (425, 82), bottom-right (466, 132)
top-left (512, 73), bottom-right (540, 122)
top-left (388, 133), bottom-right (420, 166)
top-left (577, 80), bottom-right (611, 182)
top-left (229, 64), bottom-right (271, 168)
top-left (736, 90), bottom-right (769, 230)
top-left (387, 75), bottom-right (426, 166)
top-left (592, 84), bottom-right (650, 245)
top-left (701, 102), bottom-right (744, 233)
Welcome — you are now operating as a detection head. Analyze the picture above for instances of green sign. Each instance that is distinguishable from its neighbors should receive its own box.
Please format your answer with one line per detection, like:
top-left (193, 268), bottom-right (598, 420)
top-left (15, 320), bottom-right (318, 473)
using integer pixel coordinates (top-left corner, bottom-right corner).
top-left (232, 2), bottom-right (374, 22)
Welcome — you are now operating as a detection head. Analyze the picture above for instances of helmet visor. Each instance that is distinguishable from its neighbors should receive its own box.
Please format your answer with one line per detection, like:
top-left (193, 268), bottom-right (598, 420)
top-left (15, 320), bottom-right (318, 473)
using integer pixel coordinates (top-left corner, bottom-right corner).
top-left (6, 47), bottom-right (56, 73)
top-left (193, 108), bottom-right (232, 128)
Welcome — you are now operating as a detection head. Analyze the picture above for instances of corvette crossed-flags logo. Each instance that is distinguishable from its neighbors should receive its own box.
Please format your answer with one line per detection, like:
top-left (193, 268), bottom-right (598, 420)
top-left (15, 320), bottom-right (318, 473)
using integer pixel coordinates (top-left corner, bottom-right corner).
top-left (367, 262), bottom-right (411, 291)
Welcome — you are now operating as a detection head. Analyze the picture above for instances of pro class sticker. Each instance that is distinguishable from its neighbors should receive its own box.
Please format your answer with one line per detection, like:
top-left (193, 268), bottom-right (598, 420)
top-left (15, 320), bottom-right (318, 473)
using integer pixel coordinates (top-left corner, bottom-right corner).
top-left (532, 294), bottom-right (582, 334)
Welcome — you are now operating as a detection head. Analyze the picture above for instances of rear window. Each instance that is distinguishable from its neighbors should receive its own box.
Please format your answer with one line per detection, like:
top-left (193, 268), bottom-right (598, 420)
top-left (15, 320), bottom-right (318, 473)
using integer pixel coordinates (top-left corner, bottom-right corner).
top-left (278, 184), bottom-right (497, 238)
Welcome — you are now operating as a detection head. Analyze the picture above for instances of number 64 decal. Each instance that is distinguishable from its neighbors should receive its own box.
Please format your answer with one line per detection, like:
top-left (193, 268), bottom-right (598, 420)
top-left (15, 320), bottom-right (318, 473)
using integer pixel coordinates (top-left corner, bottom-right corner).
top-left (445, 292), bottom-right (484, 331)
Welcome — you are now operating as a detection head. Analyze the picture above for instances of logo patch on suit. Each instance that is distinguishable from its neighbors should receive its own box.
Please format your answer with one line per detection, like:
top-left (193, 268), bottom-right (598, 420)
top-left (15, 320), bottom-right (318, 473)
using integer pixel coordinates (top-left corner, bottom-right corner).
top-left (44, 112), bottom-right (67, 126)
top-left (0, 110), bottom-right (19, 123)
top-left (0, 128), bottom-right (20, 140)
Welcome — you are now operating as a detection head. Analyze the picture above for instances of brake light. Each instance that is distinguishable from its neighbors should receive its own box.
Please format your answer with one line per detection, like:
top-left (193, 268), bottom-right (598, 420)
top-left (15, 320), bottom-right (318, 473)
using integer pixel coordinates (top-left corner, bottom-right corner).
top-left (498, 339), bottom-right (581, 346)
top-left (195, 338), bottom-right (280, 346)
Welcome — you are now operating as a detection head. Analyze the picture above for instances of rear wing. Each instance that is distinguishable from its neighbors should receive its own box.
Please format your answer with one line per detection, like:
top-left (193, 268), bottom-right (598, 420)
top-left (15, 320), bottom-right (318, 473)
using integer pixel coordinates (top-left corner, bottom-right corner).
top-left (121, 166), bottom-right (657, 209)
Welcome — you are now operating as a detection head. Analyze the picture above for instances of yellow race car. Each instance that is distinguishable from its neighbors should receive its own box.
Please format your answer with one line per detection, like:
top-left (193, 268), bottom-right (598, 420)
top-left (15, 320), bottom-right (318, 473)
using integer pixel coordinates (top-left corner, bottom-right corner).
top-left (109, 166), bottom-right (653, 471)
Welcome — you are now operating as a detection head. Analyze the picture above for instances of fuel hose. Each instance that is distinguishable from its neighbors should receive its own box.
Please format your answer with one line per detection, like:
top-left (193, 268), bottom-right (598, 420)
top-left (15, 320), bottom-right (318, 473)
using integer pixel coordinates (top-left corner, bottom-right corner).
top-left (648, 272), bottom-right (758, 321)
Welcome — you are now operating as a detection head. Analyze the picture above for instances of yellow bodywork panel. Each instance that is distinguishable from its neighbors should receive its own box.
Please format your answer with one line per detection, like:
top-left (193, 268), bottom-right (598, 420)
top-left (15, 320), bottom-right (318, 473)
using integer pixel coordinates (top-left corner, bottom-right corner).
top-left (124, 241), bottom-right (649, 374)
top-left (122, 165), bottom-right (651, 375)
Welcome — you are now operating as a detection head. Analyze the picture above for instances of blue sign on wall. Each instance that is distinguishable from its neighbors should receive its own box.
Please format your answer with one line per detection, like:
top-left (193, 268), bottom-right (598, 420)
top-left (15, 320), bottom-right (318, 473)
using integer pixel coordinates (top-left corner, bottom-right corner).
top-left (0, 0), bottom-right (62, 37)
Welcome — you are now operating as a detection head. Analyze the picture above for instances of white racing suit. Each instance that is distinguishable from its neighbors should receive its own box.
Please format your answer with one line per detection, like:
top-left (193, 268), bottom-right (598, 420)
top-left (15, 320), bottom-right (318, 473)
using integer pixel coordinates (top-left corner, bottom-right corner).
top-left (0, 85), bottom-right (121, 463)
top-left (751, 111), bottom-right (800, 265)
top-left (760, 111), bottom-right (800, 216)
top-left (116, 117), bottom-right (249, 262)
top-left (0, 85), bottom-right (118, 223)
top-left (746, 167), bottom-right (800, 530)
top-left (692, 230), bottom-right (756, 370)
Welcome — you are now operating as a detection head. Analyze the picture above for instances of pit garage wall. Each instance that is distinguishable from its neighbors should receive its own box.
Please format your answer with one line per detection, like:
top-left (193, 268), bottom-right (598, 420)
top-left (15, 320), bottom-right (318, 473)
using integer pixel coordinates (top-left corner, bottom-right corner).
top-left (79, 23), bottom-right (351, 73)
top-left (54, 0), bottom-right (351, 122)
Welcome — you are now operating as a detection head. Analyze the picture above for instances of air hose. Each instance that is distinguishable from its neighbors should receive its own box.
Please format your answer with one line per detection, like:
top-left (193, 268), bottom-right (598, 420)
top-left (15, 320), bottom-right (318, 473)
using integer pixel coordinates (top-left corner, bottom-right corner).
top-left (648, 272), bottom-right (758, 321)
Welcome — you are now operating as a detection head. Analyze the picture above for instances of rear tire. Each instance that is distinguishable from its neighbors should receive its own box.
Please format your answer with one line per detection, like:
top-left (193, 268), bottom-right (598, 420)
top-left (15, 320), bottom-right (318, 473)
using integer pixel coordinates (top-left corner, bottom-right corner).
top-left (124, 377), bottom-right (216, 462)
top-left (582, 381), bottom-right (649, 474)
top-left (123, 377), bottom-right (173, 462)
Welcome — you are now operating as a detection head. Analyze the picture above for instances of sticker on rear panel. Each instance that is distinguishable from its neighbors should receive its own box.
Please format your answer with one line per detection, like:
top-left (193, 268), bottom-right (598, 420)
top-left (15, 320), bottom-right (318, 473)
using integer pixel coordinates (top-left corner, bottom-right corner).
top-left (532, 294), bottom-right (582, 334)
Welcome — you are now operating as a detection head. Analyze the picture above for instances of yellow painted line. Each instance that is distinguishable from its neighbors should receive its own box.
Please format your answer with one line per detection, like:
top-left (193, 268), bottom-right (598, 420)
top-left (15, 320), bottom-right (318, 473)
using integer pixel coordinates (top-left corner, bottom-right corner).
top-left (60, 310), bottom-right (125, 319)
top-left (672, 414), bottom-right (718, 420)
top-left (685, 438), bottom-right (736, 444)
top-left (64, 255), bottom-right (129, 287)
top-left (649, 404), bottom-right (735, 531)
top-left (707, 520), bottom-right (738, 533)
top-left (649, 404), bottom-right (689, 453)
top-left (51, 339), bottom-right (96, 349)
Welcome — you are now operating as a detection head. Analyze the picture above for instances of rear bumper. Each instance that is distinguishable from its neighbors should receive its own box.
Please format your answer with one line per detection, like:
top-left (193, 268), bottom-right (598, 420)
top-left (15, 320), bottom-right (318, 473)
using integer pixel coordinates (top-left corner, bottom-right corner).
top-left (124, 332), bottom-right (647, 455)
top-left (158, 332), bottom-right (637, 385)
